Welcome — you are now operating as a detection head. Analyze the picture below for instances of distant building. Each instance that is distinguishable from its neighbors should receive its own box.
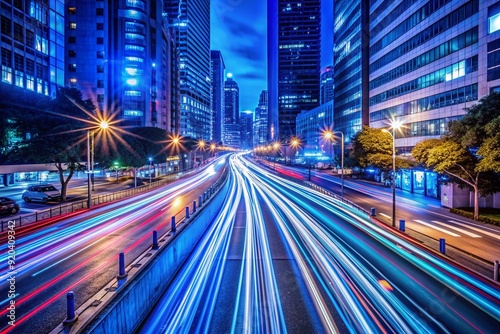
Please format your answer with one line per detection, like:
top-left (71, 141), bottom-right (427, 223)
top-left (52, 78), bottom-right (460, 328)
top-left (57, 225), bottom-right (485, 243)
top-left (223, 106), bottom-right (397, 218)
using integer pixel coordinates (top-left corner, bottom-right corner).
top-left (223, 74), bottom-right (240, 146)
top-left (0, 1), bottom-right (64, 97)
top-left (211, 51), bottom-right (225, 143)
top-left (64, 0), bottom-right (174, 130)
top-left (240, 111), bottom-right (254, 149)
top-left (320, 66), bottom-right (334, 104)
top-left (296, 101), bottom-right (334, 156)
top-left (254, 90), bottom-right (268, 147)
top-left (268, 0), bottom-right (321, 140)
top-left (164, 0), bottom-right (211, 139)
top-left (333, 0), bottom-right (369, 144)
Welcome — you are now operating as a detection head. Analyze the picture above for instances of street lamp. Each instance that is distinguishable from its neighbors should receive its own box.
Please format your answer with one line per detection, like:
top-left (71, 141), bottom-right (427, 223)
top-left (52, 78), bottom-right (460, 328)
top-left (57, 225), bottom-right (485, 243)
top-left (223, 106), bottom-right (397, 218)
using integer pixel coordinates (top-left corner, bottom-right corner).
top-left (290, 138), bottom-right (300, 164)
top-left (273, 142), bottom-right (280, 170)
top-left (197, 140), bottom-right (205, 165)
top-left (383, 120), bottom-right (403, 227)
top-left (323, 130), bottom-right (334, 167)
top-left (210, 143), bottom-right (216, 158)
top-left (114, 162), bottom-right (119, 181)
top-left (87, 121), bottom-right (109, 209)
top-left (148, 157), bottom-right (153, 183)
top-left (333, 131), bottom-right (344, 199)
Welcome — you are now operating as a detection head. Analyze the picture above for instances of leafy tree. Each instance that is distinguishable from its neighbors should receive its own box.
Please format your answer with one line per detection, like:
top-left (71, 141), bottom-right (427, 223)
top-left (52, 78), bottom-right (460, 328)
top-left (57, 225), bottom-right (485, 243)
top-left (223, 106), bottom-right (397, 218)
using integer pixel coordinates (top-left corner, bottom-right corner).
top-left (412, 93), bottom-right (500, 219)
top-left (6, 87), bottom-right (95, 200)
top-left (351, 126), bottom-right (412, 172)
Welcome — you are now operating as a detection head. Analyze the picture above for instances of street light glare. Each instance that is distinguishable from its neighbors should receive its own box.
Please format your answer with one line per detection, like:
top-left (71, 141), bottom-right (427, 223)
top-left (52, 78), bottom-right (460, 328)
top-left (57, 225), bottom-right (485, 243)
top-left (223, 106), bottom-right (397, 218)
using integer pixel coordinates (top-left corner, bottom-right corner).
top-left (99, 120), bottom-right (109, 129)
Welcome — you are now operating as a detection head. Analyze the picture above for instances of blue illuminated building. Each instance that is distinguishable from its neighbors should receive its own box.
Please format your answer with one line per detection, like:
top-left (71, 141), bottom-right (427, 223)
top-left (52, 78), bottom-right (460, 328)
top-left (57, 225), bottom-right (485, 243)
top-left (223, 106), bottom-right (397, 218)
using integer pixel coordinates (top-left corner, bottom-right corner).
top-left (211, 50), bottom-right (225, 143)
top-left (296, 101), bottom-right (333, 157)
top-left (268, 0), bottom-right (321, 141)
top-left (333, 0), bottom-right (370, 145)
top-left (223, 74), bottom-right (240, 147)
top-left (0, 0), bottom-right (65, 96)
top-left (164, 0), bottom-right (211, 140)
top-left (254, 90), bottom-right (268, 147)
top-left (64, 0), bottom-right (175, 130)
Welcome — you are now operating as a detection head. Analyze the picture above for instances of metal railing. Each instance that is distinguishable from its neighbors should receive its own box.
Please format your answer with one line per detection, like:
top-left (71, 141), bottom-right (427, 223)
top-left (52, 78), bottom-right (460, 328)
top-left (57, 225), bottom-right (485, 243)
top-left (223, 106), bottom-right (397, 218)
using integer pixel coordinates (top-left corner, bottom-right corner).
top-left (0, 165), bottom-right (216, 232)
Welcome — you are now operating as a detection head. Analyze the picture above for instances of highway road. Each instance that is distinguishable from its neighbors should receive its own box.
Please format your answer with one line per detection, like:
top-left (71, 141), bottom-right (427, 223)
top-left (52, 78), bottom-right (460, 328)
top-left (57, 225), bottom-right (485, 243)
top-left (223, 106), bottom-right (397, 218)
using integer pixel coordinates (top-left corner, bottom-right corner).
top-left (263, 160), bottom-right (500, 269)
top-left (140, 154), bottom-right (500, 333)
top-left (0, 159), bottom-right (227, 333)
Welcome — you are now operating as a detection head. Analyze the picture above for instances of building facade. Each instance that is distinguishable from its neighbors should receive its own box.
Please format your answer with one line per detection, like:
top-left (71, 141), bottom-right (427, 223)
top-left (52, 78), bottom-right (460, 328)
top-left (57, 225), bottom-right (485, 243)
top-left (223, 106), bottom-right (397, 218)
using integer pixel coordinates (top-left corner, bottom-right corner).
top-left (268, 0), bottom-right (321, 141)
top-left (333, 0), bottom-right (370, 144)
top-left (164, 0), bottom-right (211, 139)
top-left (64, 0), bottom-right (174, 130)
top-left (210, 50), bottom-right (225, 143)
top-left (223, 74), bottom-right (239, 146)
top-left (1, 0), bottom-right (65, 97)
top-left (254, 90), bottom-right (268, 147)
top-left (240, 110), bottom-right (253, 150)
top-left (320, 65), bottom-right (334, 104)
top-left (296, 100), bottom-right (334, 155)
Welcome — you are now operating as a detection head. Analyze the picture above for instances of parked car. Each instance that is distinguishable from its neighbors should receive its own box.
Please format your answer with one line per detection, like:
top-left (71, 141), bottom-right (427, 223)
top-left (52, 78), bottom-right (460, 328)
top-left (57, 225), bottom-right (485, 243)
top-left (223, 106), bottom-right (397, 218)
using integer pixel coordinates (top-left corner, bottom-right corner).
top-left (0, 197), bottom-right (20, 214)
top-left (22, 184), bottom-right (61, 202)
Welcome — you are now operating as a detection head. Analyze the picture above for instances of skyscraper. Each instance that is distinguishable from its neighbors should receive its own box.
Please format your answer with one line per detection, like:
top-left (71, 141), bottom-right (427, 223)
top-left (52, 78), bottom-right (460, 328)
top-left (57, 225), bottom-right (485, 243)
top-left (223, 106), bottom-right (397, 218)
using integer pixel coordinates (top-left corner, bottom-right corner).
top-left (254, 90), bottom-right (269, 147)
top-left (268, 0), bottom-right (321, 141)
top-left (240, 111), bottom-right (254, 149)
top-left (164, 0), bottom-right (211, 139)
top-left (320, 65), bottom-right (334, 104)
top-left (64, 0), bottom-right (174, 129)
top-left (333, 0), bottom-right (370, 144)
top-left (210, 50), bottom-right (225, 143)
top-left (0, 0), bottom-right (65, 97)
top-left (369, 0), bottom-right (483, 153)
top-left (223, 74), bottom-right (240, 147)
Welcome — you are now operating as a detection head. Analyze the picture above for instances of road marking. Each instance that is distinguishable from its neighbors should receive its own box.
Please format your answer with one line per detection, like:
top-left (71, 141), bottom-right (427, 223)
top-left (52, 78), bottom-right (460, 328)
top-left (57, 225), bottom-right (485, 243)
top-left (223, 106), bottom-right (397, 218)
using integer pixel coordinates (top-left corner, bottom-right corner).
top-left (379, 213), bottom-right (391, 219)
top-left (431, 220), bottom-right (482, 238)
top-left (413, 219), bottom-right (460, 237)
top-left (448, 220), bottom-right (500, 240)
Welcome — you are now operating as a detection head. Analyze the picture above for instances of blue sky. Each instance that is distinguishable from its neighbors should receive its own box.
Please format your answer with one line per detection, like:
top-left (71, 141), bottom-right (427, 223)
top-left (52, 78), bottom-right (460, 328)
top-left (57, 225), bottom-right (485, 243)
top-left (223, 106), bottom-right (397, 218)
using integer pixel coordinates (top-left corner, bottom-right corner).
top-left (211, 0), bottom-right (333, 112)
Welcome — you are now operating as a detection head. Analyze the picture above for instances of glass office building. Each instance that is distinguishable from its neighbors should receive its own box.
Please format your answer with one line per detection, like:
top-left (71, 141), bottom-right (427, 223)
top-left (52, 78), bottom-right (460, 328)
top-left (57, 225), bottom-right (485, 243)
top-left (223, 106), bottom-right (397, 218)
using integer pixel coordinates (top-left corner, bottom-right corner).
top-left (164, 0), bottom-right (211, 139)
top-left (268, 0), bottom-right (321, 141)
top-left (1, 0), bottom-right (65, 97)
top-left (333, 0), bottom-right (370, 145)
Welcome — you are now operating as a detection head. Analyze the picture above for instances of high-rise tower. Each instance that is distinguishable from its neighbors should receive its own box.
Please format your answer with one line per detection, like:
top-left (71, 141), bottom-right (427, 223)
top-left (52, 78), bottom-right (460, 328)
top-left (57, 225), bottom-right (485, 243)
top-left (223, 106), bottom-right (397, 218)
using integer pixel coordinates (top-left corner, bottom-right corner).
top-left (164, 0), bottom-right (211, 139)
top-left (268, 0), bottom-right (321, 141)
top-left (210, 50), bottom-right (225, 143)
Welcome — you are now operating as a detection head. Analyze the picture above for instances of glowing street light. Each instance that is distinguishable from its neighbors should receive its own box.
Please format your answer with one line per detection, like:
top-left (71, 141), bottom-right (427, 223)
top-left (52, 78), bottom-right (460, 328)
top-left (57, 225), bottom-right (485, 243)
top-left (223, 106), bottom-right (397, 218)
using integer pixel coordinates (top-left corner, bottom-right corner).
top-left (148, 157), bottom-right (153, 183)
top-left (87, 120), bottom-right (109, 208)
top-left (323, 130), bottom-right (333, 166)
top-left (333, 131), bottom-right (345, 199)
top-left (383, 120), bottom-right (403, 227)
top-left (290, 137), bottom-right (300, 163)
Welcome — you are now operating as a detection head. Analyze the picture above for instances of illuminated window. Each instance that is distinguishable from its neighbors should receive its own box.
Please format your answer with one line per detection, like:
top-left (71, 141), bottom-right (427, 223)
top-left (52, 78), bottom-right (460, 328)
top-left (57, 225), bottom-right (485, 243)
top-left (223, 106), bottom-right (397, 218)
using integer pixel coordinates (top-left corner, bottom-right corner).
top-left (27, 75), bottom-right (34, 90)
top-left (68, 7), bottom-right (76, 14)
top-left (490, 13), bottom-right (500, 34)
top-left (68, 64), bottom-right (76, 72)
top-left (69, 22), bottom-right (76, 29)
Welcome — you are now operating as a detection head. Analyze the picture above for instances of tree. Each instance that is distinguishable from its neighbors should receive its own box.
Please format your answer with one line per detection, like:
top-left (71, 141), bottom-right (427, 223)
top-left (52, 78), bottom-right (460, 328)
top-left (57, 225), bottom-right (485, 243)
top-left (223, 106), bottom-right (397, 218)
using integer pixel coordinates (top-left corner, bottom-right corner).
top-left (351, 126), bottom-right (412, 172)
top-left (6, 87), bottom-right (95, 200)
top-left (412, 93), bottom-right (500, 219)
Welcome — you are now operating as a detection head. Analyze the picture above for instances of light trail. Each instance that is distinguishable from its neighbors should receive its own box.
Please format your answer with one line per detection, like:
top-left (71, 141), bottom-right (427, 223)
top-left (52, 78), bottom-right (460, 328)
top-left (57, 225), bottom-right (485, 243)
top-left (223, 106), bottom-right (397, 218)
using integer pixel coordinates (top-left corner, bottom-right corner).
top-left (141, 153), bottom-right (500, 333)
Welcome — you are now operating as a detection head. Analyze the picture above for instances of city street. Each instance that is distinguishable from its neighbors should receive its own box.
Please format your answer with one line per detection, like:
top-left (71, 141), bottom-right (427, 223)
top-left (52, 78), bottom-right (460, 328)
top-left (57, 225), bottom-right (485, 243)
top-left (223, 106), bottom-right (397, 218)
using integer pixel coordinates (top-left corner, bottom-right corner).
top-left (0, 159), bottom-right (227, 333)
top-left (140, 154), bottom-right (500, 333)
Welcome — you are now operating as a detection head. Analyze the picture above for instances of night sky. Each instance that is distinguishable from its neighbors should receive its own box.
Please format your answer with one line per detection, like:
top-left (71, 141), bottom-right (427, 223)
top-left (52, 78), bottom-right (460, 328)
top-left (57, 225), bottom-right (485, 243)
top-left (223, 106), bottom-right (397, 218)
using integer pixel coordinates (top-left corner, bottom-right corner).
top-left (211, 0), bottom-right (333, 113)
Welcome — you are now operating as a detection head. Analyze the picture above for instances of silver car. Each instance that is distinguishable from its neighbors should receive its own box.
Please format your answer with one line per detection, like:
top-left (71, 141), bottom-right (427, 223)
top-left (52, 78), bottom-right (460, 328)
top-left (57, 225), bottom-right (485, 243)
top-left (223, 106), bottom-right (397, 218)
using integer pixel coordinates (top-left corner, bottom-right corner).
top-left (22, 184), bottom-right (61, 202)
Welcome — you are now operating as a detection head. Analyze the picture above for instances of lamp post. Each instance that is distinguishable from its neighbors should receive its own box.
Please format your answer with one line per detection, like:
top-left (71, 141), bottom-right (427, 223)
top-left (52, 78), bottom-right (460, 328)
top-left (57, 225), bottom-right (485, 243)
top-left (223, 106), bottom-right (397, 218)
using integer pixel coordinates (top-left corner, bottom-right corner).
top-left (148, 157), bottom-right (153, 183)
top-left (323, 130), bottom-right (333, 167)
top-left (87, 121), bottom-right (109, 209)
top-left (273, 142), bottom-right (280, 170)
top-left (114, 162), bottom-right (119, 181)
top-left (290, 138), bottom-right (300, 164)
top-left (383, 120), bottom-right (402, 227)
top-left (333, 131), bottom-right (345, 199)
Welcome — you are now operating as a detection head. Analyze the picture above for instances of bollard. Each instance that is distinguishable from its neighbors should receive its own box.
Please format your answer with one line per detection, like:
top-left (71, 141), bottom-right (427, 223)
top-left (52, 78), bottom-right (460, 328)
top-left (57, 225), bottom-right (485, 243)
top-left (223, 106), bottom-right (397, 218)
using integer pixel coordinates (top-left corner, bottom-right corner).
top-left (118, 252), bottom-right (127, 278)
top-left (193, 200), bottom-right (197, 213)
top-left (171, 216), bottom-right (176, 233)
top-left (63, 291), bottom-right (78, 324)
top-left (370, 207), bottom-right (376, 216)
top-left (186, 206), bottom-right (190, 219)
top-left (399, 219), bottom-right (405, 232)
top-left (152, 230), bottom-right (158, 249)
top-left (199, 195), bottom-right (203, 206)
top-left (439, 238), bottom-right (446, 254)
top-left (494, 260), bottom-right (499, 282)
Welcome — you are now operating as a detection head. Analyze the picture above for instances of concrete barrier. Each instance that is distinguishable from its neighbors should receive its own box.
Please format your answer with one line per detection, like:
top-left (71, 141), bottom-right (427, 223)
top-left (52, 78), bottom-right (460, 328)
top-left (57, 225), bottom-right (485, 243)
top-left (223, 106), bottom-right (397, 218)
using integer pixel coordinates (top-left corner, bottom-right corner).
top-left (50, 176), bottom-right (229, 334)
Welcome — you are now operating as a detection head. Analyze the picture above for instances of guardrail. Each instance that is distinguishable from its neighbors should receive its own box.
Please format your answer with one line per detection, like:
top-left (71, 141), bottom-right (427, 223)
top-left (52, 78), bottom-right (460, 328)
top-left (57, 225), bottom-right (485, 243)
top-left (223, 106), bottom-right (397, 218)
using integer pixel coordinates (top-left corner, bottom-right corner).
top-left (0, 164), bottom-right (214, 232)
